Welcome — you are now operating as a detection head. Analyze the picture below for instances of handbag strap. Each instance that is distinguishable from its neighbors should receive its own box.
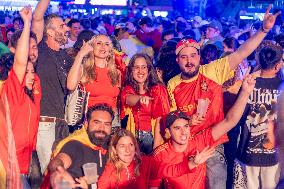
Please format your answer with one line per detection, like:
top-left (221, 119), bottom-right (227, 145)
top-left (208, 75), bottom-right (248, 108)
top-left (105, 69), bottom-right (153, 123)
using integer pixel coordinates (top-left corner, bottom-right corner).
top-left (78, 82), bottom-right (86, 92)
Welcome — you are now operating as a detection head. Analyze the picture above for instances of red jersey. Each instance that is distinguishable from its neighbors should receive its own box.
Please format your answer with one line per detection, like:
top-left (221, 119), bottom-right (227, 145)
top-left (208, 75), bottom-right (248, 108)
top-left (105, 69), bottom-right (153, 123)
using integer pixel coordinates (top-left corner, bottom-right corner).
top-left (98, 156), bottom-right (154, 189)
top-left (167, 57), bottom-right (233, 144)
top-left (84, 67), bottom-right (120, 110)
top-left (1, 69), bottom-right (41, 174)
top-left (150, 128), bottom-right (215, 189)
top-left (120, 84), bottom-right (170, 132)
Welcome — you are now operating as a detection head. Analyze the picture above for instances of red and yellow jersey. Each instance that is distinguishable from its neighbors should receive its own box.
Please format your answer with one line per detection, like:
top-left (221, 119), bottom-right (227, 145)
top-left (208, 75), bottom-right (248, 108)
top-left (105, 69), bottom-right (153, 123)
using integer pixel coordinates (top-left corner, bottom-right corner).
top-left (120, 84), bottom-right (170, 136)
top-left (167, 57), bottom-right (233, 143)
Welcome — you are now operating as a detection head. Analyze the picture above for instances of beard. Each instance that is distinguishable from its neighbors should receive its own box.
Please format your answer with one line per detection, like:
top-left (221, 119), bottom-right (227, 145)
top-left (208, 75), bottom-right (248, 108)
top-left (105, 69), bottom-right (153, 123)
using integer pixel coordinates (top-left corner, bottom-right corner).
top-left (29, 55), bottom-right (38, 65)
top-left (87, 130), bottom-right (110, 147)
top-left (54, 31), bottom-right (68, 45)
top-left (181, 64), bottom-right (200, 79)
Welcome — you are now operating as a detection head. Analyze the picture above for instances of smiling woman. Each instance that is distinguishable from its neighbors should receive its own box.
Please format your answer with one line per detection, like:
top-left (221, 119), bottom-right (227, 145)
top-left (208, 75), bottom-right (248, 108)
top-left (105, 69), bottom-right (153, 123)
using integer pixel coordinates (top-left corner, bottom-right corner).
top-left (121, 53), bottom-right (170, 154)
top-left (67, 34), bottom-right (121, 126)
top-left (97, 129), bottom-right (151, 189)
top-left (0, 7), bottom-right (41, 187)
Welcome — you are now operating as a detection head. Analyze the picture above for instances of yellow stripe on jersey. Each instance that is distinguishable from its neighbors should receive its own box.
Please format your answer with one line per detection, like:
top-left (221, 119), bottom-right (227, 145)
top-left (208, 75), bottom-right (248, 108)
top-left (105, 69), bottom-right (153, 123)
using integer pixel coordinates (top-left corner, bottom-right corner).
top-left (200, 56), bottom-right (234, 85)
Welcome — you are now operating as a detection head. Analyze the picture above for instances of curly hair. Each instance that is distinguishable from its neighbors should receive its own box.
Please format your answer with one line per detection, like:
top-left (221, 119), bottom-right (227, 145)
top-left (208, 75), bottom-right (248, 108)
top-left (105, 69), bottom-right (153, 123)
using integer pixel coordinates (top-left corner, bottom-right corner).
top-left (86, 103), bottom-right (114, 122)
top-left (258, 43), bottom-right (283, 70)
top-left (81, 34), bottom-right (119, 86)
top-left (124, 53), bottom-right (162, 93)
top-left (108, 129), bottom-right (141, 184)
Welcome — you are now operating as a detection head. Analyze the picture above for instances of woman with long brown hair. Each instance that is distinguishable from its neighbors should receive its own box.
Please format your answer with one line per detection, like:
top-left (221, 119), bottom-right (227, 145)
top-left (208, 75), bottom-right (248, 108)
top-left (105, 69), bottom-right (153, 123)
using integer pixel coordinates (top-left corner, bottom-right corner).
top-left (67, 34), bottom-right (121, 126)
top-left (121, 53), bottom-right (170, 154)
top-left (97, 129), bottom-right (153, 189)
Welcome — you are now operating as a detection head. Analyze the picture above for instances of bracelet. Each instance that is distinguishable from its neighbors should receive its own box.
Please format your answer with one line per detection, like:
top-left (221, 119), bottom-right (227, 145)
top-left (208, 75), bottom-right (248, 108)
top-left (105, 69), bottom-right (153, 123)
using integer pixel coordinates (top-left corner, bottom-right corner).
top-left (189, 156), bottom-right (199, 167)
top-left (260, 26), bottom-right (269, 33)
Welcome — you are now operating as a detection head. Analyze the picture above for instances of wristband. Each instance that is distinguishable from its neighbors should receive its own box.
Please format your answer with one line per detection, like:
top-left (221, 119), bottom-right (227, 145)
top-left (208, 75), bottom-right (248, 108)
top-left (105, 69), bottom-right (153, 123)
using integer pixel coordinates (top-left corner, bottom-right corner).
top-left (260, 26), bottom-right (269, 33)
top-left (189, 156), bottom-right (199, 167)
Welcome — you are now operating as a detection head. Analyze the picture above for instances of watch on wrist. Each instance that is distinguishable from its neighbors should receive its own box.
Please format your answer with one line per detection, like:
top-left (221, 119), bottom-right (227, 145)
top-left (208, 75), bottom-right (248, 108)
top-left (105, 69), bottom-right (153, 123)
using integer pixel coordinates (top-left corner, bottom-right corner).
top-left (189, 156), bottom-right (198, 167)
top-left (260, 26), bottom-right (269, 33)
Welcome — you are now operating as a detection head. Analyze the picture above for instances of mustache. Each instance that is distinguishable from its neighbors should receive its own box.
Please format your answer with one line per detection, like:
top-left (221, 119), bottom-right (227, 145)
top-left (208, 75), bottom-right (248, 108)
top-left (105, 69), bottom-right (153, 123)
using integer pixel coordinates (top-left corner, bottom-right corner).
top-left (185, 63), bottom-right (195, 67)
top-left (87, 130), bottom-right (110, 147)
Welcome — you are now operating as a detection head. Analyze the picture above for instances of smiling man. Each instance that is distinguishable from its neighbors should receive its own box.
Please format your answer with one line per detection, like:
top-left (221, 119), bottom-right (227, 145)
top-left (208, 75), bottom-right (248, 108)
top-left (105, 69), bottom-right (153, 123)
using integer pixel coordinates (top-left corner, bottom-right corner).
top-left (35, 12), bottom-right (74, 174)
top-left (166, 6), bottom-right (280, 189)
top-left (46, 104), bottom-right (113, 188)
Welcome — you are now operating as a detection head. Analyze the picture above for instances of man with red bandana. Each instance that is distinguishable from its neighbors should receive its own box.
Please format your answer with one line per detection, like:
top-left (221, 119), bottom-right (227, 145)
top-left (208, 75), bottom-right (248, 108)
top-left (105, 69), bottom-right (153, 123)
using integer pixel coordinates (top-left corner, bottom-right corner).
top-left (166, 6), bottom-right (280, 189)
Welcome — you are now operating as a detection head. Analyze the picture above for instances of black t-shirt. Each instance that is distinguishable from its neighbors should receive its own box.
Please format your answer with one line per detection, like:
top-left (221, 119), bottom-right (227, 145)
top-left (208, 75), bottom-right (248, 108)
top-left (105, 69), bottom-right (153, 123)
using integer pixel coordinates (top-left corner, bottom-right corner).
top-left (36, 41), bottom-right (73, 118)
top-left (60, 140), bottom-right (108, 179)
top-left (237, 76), bottom-right (282, 166)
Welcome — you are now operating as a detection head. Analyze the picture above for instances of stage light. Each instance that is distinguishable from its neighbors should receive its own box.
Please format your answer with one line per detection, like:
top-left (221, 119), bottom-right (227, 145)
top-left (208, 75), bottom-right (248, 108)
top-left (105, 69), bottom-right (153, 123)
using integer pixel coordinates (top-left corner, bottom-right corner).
top-left (89, 0), bottom-right (127, 6)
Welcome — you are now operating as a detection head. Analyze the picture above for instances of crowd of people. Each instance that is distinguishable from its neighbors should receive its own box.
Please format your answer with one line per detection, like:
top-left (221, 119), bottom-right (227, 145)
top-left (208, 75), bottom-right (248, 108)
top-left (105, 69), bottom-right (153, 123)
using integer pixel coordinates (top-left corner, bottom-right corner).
top-left (1, 1), bottom-right (284, 189)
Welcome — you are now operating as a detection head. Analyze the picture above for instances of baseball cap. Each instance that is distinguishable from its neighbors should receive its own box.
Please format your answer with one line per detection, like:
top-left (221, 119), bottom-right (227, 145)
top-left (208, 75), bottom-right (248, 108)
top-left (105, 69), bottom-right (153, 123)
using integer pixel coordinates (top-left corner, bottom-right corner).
top-left (166, 110), bottom-right (190, 129)
top-left (207, 20), bottom-right (223, 32)
top-left (175, 39), bottom-right (200, 55)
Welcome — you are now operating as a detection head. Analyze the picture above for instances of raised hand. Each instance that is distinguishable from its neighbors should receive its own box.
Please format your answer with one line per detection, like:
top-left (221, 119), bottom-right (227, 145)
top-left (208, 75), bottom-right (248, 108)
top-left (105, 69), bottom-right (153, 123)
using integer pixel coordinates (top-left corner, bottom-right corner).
top-left (189, 114), bottom-right (205, 126)
top-left (188, 146), bottom-right (215, 168)
top-left (140, 96), bottom-right (153, 106)
top-left (241, 68), bottom-right (256, 94)
top-left (78, 40), bottom-right (94, 58)
top-left (74, 177), bottom-right (88, 189)
top-left (19, 6), bottom-right (32, 23)
top-left (263, 4), bottom-right (281, 32)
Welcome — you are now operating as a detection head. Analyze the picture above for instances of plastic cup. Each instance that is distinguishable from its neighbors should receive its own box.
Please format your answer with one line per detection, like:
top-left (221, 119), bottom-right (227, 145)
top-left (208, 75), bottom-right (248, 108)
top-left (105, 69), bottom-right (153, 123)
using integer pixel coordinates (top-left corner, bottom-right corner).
top-left (82, 163), bottom-right (98, 184)
top-left (197, 99), bottom-right (210, 117)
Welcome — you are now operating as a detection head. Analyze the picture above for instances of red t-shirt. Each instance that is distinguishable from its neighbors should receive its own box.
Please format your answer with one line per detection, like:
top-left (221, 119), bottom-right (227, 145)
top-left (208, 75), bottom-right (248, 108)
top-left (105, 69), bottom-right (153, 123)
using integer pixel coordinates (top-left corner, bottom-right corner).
top-left (84, 67), bottom-right (120, 110)
top-left (98, 156), bottom-right (153, 189)
top-left (1, 69), bottom-right (41, 174)
top-left (120, 84), bottom-right (170, 131)
top-left (150, 128), bottom-right (215, 189)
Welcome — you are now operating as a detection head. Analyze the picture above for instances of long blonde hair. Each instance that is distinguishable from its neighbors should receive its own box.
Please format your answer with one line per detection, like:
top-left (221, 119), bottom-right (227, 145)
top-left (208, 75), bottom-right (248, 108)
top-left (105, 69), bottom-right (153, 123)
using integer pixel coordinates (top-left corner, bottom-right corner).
top-left (109, 129), bottom-right (141, 184)
top-left (81, 34), bottom-right (119, 86)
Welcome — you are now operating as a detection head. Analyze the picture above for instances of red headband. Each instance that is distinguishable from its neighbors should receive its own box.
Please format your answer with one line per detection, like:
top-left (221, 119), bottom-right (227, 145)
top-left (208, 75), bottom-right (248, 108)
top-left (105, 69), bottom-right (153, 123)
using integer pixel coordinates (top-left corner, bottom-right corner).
top-left (176, 39), bottom-right (200, 55)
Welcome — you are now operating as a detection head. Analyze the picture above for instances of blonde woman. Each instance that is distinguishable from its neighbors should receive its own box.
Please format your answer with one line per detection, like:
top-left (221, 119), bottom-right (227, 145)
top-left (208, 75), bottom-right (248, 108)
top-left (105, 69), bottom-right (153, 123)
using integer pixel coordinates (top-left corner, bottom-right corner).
top-left (67, 34), bottom-right (121, 126)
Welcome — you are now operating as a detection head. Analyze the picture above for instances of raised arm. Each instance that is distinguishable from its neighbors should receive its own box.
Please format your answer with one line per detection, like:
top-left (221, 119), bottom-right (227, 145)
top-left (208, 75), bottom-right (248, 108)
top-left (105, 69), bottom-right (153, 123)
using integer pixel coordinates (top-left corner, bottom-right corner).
top-left (212, 73), bottom-right (256, 140)
top-left (228, 5), bottom-right (280, 70)
top-left (67, 42), bottom-right (93, 91)
top-left (32, 0), bottom-right (50, 43)
top-left (13, 6), bottom-right (32, 84)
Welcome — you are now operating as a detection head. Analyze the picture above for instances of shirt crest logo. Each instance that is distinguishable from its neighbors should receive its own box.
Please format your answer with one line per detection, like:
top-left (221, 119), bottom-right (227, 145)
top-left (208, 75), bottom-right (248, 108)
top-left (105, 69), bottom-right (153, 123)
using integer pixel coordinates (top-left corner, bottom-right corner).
top-left (201, 81), bottom-right (208, 91)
